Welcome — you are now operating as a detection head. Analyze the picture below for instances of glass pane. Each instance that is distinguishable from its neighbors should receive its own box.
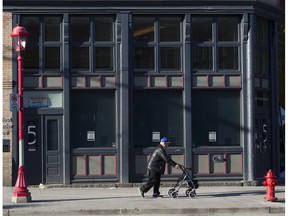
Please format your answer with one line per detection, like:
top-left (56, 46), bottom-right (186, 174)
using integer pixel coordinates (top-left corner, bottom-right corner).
top-left (134, 47), bottom-right (154, 70)
top-left (71, 17), bottom-right (90, 42)
top-left (45, 16), bottom-right (61, 41)
top-left (160, 47), bottom-right (181, 70)
top-left (45, 47), bottom-right (60, 69)
top-left (95, 17), bottom-right (113, 41)
top-left (47, 120), bottom-right (59, 151)
top-left (133, 91), bottom-right (183, 147)
top-left (192, 17), bottom-right (212, 42)
top-left (133, 17), bottom-right (155, 42)
top-left (95, 47), bottom-right (113, 70)
top-left (218, 47), bottom-right (238, 70)
top-left (70, 92), bottom-right (115, 148)
top-left (192, 47), bottom-right (213, 70)
top-left (218, 17), bottom-right (239, 41)
top-left (22, 16), bottom-right (40, 42)
top-left (71, 47), bottom-right (89, 69)
top-left (24, 46), bottom-right (39, 69)
top-left (160, 17), bottom-right (181, 42)
top-left (192, 91), bottom-right (240, 146)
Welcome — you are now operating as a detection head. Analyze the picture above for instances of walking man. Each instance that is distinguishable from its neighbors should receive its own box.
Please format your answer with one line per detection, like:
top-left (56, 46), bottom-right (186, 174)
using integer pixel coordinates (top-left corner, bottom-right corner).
top-left (138, 137), bottom-right (181, 198)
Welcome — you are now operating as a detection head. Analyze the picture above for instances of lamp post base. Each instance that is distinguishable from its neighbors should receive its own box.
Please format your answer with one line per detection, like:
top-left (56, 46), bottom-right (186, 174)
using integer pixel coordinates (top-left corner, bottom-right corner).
top-left (11, 166), bottom-right (32, 203)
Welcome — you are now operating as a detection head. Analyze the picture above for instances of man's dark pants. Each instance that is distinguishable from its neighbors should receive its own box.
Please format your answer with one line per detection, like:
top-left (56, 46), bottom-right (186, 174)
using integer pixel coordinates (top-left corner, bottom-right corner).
top-left (140, 169), bottom-right (161, 194)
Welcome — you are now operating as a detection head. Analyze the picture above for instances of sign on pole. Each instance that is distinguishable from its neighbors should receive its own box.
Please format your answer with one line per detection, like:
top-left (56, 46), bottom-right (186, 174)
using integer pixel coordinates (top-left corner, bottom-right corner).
top-left (10, 93), bottom-right (19, 112)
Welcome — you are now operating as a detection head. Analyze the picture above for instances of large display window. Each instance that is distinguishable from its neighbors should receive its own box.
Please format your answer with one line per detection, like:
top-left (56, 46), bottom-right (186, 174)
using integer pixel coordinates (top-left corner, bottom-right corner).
top-left (133, 90), bottom-right (183, 147)
top-left (70, 91), bottom-right (116, 148)
top-left (191, 90), bottom-right (240, 146)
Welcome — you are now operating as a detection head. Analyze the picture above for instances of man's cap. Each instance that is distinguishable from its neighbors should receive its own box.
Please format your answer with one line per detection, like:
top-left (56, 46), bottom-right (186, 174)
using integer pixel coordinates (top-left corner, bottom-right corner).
top-left (160, 137), bottom-right (170, 143)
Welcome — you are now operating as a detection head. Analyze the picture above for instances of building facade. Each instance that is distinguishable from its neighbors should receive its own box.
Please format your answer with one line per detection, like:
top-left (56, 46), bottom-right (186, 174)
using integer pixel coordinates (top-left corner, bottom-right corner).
top-left (3, 0), bottom-right (281, 186)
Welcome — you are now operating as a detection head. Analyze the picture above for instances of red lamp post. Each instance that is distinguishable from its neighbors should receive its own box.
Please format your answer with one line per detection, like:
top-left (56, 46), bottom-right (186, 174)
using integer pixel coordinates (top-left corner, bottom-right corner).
top-left (10, 24), bottom-right (32, 203)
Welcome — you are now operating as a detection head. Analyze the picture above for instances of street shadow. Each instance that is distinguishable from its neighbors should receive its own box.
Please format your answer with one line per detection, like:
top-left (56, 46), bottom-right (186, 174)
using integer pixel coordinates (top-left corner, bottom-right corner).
top-left (183, 189), bottom-right (285, 200)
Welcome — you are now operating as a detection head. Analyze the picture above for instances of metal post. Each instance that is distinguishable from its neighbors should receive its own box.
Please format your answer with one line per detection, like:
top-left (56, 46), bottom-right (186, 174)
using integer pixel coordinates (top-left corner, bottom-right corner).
top-left (12, 54), bottom-right (32, 203)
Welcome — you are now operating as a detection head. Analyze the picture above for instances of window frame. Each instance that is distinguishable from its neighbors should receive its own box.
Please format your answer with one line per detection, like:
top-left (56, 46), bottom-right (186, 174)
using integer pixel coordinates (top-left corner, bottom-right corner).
top-left (133, 15), bottom-right (184, 74)
top-left (191, 15), bottom-right (241, 73)
top-left (70, 15), bottom-right (116, 74)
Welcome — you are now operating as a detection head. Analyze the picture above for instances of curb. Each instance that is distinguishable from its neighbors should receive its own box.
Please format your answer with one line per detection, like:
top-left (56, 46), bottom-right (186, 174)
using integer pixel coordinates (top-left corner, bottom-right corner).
top-left (3, 206), bottom-right (285, 216)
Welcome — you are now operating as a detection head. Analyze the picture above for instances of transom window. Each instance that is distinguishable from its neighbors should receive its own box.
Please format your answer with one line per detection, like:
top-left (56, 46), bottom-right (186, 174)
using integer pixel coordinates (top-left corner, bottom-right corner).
top-left (21, 16), bottom-right (62, 73)
top-left (192, 16), bottom-right (241, 72)
top-left (70, 16), bottom-right (115, 72)
top-left (133, 16), bottom-right (183, 73)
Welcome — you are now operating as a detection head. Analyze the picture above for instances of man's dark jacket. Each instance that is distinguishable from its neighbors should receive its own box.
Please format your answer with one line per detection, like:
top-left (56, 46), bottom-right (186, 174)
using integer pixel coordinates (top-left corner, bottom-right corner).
top-left (147, 144), bottom-right (178, 174)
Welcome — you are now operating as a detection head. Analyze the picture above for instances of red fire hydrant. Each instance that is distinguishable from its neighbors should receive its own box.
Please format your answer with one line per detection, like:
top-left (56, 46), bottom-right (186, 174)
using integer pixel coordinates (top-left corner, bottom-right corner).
top-left (262, 169), bottom-right (278, 201)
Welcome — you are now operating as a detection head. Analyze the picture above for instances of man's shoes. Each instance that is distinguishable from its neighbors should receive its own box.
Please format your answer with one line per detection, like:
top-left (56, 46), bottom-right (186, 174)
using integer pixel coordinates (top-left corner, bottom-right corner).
top-left (138, 188), bottom-right (145, 198)
top-left (152, 193), bottom-right (163, 198)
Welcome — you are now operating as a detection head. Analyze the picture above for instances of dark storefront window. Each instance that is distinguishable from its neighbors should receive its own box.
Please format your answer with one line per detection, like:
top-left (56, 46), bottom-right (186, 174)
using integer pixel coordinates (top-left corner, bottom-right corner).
top-left (192, 47), bottom-right (213, 70)
top-left (192, 16), bottom-right (240, 72)
top-left (70, 91), bottom-right (116, 148)
top-left (254, 17), bottom-right (270, 75)
top-left (218, 47), bottom-right (238, 70)
top-left (192, 91), bottom-right (240, 146)
top-left (133, 91), bottom-right (183, 147)
top-left (133, 16), bottom-right (182, 72)
top-left (22, 15), bottom-right (62, 72)
top-left (70, 16), bottom-right (115, 72)
top-left (192, 17), bottom-right (212, 42)
top-left (45, 47), bottom-right (60, 69)
top-left (47, 120), bottom-right (59, 151)
top-left (45, 16), bottom-right (61, 41)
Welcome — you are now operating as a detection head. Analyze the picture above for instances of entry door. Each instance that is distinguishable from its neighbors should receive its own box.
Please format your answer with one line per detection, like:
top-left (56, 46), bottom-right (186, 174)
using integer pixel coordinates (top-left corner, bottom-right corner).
top-left (254, 114), bottom-right (272, 179)
top-left (44, 116), bottom-right (63, 183)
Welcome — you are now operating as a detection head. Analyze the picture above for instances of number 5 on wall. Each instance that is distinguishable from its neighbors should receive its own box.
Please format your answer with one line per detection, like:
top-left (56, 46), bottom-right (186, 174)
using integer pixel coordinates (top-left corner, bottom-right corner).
top-left (27, 125), bottom-right (37, 151)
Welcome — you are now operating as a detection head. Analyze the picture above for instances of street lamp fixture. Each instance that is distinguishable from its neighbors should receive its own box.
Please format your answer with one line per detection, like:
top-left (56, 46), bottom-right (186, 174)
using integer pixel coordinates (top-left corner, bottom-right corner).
top-left (10, 24), bottom-right (32, 203)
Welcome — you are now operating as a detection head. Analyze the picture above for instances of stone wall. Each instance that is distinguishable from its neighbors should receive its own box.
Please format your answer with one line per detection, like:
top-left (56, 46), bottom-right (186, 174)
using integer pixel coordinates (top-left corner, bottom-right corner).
top-left (3, 12), bottom-right (13, 186)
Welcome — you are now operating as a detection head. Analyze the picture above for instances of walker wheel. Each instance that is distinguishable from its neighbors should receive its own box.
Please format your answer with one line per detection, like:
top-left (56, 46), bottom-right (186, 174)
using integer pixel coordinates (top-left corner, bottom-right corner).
top-left (171, 191), bottom-right (178, 198)
top-left (168, 188), bottom-right (175, 196)
top-left (185, 188), bottom-right (192, 196)
top-left (188, 190), bottom-right (196, 198)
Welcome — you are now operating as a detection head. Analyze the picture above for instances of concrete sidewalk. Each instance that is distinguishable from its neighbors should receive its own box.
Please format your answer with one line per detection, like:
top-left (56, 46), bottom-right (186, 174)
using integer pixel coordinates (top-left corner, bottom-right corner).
top-left (3, 185), bottom-right (285, 215)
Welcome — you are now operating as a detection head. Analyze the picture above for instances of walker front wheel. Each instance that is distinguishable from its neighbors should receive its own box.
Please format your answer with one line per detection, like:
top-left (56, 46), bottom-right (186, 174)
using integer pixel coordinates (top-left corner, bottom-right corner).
top-left (171, 191), bottom-right (178, 198)
top-left (168, 188), bottom-right (175, 196)
top-left (188, 190), bottom-right (196, 198)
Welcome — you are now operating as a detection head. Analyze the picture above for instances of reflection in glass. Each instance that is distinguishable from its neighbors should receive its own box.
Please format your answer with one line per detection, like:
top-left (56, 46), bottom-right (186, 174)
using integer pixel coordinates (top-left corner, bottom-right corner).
top-left (192, 47), bottom-right (213, 70)
top-left (134, 47), bottom-right (154, 70)
top-left (192, 17), bottom-right (212, 42)
top-left (218, 47), bottom-right (238, 70)
top-left (218, 17), bottom-right (239, 41)
top-left (71, 17), bottom-right (90, 42)
top-left (45, 16), bottom-right (61, 41)
top-left (71, 47), bottom-right (89, 69)
top-left (95, 47), bottom-right (113, 70)
top-left (160, 47), bottom-right (180, 70)
top-left (133, 17), bottom-right (155, 42)
top-left (45, 47), bottom-right (60, 69)
top-left (95, 17), bottom-right (113, 41)
top-left (160, 17), bottom-right (181, 42)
